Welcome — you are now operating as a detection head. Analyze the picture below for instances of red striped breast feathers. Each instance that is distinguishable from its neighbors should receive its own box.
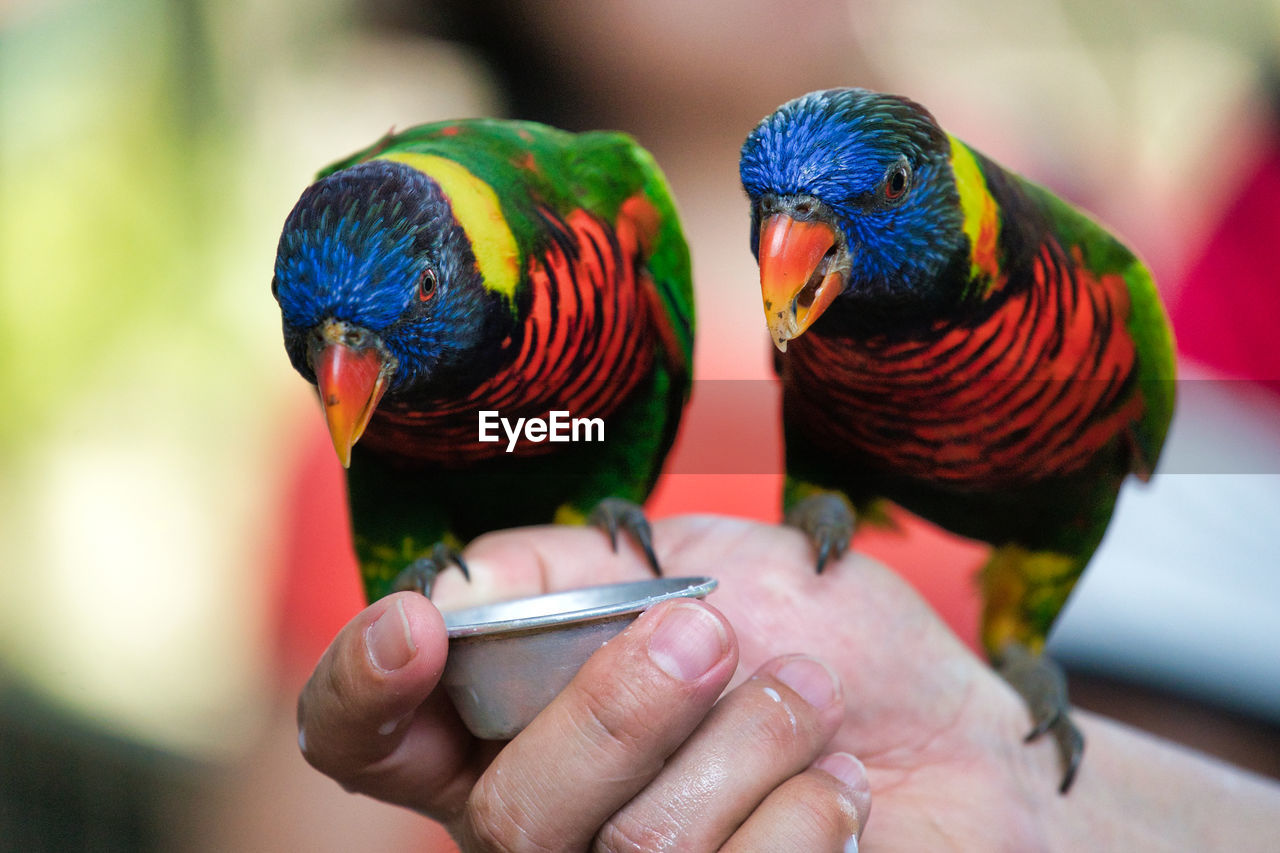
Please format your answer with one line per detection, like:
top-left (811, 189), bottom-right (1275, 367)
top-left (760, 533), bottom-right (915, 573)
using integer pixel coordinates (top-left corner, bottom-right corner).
top-left (786, 243), bottom-right (1143, 487)
top-left (363, 206), bottom-right (656, 467)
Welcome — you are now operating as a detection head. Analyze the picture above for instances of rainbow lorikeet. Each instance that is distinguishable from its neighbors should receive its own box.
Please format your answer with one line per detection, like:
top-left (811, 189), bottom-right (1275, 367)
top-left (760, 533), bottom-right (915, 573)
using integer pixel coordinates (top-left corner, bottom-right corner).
top-left (272, 119), bottom-right (694, 602)
top-left (739, 89), bottom-right (1176, 792)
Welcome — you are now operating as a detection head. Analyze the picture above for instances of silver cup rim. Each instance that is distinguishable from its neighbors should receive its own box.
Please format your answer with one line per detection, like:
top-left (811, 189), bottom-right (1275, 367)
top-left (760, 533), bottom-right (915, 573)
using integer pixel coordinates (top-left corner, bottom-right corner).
top-left (444, 576), bottom-right (718, 639)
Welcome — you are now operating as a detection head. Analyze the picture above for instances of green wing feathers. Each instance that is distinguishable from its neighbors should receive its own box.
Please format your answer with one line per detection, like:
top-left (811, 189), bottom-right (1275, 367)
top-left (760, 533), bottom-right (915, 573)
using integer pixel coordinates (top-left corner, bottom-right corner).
top-left (1118, 259), bottom-right (1175, 479)
top-left (615, 140), bottom-right (696, 379)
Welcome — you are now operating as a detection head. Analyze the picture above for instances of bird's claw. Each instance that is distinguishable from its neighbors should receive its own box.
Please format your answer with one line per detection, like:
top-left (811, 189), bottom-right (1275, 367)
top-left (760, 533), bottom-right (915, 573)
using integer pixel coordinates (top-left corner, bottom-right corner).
top-left (588, 497), bottom-right (661, 575)
top-left (998, 643), bottom-right (1084, 794)
top-left (1048, 715), bottom-right (1084, 794)
top-left (785, 493), bottom-right (855, 573)
top-left (391, 542), bottom-right (470, 598)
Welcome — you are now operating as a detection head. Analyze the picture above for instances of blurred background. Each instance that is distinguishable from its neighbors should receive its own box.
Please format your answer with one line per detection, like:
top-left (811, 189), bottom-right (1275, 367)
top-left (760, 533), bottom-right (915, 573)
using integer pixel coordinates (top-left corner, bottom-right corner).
top-left (2, 0), bottom-right (1278, 849)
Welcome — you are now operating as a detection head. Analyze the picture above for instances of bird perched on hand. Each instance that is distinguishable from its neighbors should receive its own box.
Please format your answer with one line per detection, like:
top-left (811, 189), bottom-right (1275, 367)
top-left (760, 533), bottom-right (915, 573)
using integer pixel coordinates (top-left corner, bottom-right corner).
top-left (272, 119), bottom-right (694, 602)
top-left (739, 88), bottom-right (1175, 792)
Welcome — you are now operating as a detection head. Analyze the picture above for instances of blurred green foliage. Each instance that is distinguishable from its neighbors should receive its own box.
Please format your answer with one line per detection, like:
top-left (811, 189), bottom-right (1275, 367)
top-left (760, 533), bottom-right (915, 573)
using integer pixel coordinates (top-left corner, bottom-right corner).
top-left (0, 0), bottom-right (499, 756)
top-left (0, 0), bottom-right (313, 754)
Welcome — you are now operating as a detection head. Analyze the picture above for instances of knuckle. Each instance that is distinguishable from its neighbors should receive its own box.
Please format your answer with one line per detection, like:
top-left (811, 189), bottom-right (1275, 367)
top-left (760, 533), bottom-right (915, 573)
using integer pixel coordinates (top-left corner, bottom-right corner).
top-left (303, 652), bottom-right (360, 728)
top-left (294, 673), bottom-right (364, 783)
top-left (786, 772), bottom-right (861, 843)
top-left (572, 675), bottom-right (667, 765)
top-left (464, 773), bottom-right (555, 853)
top-left (751, 684), bottom-right (811, 753)
top-left (594, 811), bottom-right (678, 853)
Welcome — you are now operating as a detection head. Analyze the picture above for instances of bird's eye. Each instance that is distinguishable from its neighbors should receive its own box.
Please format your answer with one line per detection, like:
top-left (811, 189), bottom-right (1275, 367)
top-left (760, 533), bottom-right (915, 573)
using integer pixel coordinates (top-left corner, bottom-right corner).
top-left (882, 160), bottom-right (912, 204)
top-left (417, 268), bottom-right (438, 302)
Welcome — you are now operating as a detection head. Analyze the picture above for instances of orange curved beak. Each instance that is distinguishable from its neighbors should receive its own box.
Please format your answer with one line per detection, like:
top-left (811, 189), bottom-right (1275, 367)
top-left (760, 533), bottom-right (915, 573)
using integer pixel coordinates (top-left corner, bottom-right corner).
top-left (313, 336), bottom-right (390, 468)
top-left (758, 214), bottom-right (844, 352)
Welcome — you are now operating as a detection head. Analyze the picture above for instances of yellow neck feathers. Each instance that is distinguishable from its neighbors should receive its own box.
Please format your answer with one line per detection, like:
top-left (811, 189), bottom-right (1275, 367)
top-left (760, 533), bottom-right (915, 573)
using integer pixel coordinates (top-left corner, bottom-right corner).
top-left (379, 151), bottom-right (520, 305)
top-left (948, 135), bottom-right (1002, 292)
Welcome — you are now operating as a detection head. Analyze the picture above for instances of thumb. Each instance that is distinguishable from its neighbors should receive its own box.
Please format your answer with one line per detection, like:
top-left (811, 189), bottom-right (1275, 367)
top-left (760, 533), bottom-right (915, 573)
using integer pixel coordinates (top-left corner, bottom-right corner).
top-left (297, 592), bottom-right (474, 813)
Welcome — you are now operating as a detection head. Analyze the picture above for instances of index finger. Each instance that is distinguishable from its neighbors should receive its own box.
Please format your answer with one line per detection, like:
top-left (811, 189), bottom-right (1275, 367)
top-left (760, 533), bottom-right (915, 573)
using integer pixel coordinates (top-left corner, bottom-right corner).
top-left (457, 597), bottom-right (738, 850)
top-left (430, 524), bottom-right (653, 610)
top-left (432, 515), bottom-right (773, 611)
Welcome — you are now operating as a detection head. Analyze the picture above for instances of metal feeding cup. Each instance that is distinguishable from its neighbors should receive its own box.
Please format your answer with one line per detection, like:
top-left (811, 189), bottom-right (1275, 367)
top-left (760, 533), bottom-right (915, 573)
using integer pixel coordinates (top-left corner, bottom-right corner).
top-left (441, 576), bottom-right (718, 740)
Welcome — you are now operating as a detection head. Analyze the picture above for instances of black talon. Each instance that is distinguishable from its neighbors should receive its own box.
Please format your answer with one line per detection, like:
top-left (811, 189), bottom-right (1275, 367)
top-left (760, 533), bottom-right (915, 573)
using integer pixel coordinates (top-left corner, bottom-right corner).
top-left (588, 497), bottom-right (662, 575)
top-left (785, 493), bottom-right (855, 574)
top-left (814, 538), bottom-right (833, 575)
top-left (1024, 706), bottom-right (1062, 742)
top-left (1054, 716), bottom-right (1085, 794)
top-left (391, 542), bottom-right (469, 597)
top-left (997, 643), bottom-right (1084, 794)
top-left (596, 508), bottom-right (620, 550)
top-left (450, 551), bottom-right (471, 583)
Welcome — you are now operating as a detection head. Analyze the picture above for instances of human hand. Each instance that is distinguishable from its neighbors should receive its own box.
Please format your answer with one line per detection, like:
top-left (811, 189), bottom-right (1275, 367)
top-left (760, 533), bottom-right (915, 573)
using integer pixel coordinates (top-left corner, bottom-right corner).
top-left (429, 515), bottom-right (1056, 849)
top-left (298, 515), bottom-right (1280, 851)
top-left (297, 517), bottom-right (871, 850)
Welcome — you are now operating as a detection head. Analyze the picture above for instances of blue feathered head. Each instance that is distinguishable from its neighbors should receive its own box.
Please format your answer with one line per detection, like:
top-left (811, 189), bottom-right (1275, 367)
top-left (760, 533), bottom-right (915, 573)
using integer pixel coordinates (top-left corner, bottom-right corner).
top-left (740, 88), bottom-right (966, 347)
top-left (272, 158), bottom-right (512, 465)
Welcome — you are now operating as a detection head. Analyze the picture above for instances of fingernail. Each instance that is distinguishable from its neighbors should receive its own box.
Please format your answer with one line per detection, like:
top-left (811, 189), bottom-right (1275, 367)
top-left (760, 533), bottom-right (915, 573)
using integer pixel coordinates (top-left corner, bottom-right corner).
top-left (817, 751), bottom-right (872, 844)
top-left (775, 655), bottom-right (840, 709)
top-left (816, 751), bottom-right (868, 791)
top-left (647, 602), bottom-right (728, 682)
top-left (366, 598), bottom-right (416, 672)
